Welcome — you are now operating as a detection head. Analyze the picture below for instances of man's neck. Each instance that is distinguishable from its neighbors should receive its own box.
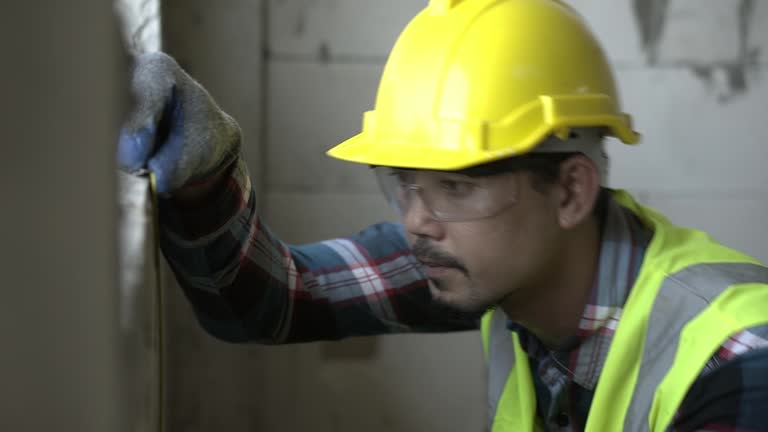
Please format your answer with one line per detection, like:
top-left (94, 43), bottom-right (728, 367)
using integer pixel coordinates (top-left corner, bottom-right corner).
top-left (499, 218), bottom-right (602, 350)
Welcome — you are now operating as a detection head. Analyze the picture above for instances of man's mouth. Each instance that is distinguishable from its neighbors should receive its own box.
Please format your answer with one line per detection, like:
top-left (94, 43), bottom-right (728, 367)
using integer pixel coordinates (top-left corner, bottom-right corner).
top-left (417, 258), bottom-right (453, 268)
top-left (417, 259), bottom-right (465, 279)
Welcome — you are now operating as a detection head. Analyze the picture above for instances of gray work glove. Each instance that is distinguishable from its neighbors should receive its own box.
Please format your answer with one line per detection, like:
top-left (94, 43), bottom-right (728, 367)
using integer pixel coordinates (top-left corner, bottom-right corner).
top-left (117, 52), bottom-right (241, 195)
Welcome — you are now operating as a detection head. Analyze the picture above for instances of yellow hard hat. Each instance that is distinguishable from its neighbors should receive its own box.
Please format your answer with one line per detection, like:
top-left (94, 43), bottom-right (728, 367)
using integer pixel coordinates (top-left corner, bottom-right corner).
top-left (327, 0), bottom-right (639, 170)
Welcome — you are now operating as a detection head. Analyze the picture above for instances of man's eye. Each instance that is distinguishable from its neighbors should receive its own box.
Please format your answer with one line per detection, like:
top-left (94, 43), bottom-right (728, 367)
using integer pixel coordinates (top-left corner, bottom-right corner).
top-left (439, 180), bottom-right (475, 196)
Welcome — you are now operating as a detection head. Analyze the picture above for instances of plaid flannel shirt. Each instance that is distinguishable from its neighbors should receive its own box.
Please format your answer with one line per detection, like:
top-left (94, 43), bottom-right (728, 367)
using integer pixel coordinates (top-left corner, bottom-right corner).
top-left (161, 158), bottom-right (768, 431)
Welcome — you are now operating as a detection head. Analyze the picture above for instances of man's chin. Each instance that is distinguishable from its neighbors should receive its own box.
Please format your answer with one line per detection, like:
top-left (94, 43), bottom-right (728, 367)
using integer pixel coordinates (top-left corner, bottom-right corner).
top-left (428, 280), bottom-right (495, 313)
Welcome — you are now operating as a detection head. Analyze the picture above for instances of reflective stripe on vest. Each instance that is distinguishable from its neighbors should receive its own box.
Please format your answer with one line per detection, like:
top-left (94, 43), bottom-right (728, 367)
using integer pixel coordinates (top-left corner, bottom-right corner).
top-left (623, 262), bottom-right (768, 431)
top-left (483, 308), bottom-right (540, 431)
top-left (486, 309), bottom-right (514, 423)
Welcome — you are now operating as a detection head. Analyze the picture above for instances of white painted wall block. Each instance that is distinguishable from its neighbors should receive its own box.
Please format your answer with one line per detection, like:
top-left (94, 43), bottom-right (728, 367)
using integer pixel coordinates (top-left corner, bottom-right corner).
top-left (656, 0), bottom-right (743, 65)
top-left (610, 67), bottom-right (768, 191)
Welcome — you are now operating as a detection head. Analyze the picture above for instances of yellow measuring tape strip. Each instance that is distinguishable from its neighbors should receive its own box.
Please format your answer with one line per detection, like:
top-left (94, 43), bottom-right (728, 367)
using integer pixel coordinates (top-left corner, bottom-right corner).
top-left (147, 172), bottom-right (165, 432)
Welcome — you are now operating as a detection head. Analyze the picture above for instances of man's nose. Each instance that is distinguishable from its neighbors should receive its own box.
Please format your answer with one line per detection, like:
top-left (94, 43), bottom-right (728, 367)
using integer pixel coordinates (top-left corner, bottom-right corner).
top-left (401, 193), bottom-right (445, 240)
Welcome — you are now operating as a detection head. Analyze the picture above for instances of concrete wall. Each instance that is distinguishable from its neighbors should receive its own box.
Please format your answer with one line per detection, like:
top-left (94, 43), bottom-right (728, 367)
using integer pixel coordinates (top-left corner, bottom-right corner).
top-left (158, 0), bottom-right (768, 431)
top-left (0, 1), bottom-right (128, 431)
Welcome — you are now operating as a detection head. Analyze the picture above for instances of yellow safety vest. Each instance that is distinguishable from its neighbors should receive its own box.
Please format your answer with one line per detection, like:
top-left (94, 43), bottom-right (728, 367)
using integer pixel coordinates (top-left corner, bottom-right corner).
top-left (481, 190), bottom-right (768, 431)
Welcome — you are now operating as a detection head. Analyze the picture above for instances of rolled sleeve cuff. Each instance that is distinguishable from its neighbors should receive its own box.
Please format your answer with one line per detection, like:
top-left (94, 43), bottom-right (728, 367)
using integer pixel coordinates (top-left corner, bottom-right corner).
top-left (160, 157), bottom-right (253, 243)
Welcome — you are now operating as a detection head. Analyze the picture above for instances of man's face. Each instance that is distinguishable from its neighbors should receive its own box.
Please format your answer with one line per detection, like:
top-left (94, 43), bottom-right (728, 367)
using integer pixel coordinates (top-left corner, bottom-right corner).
top-left (398, 170), bottom-right (564, 313)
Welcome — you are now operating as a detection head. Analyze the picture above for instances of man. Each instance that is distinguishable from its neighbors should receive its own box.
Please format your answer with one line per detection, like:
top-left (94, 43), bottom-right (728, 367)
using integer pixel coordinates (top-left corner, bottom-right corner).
top-left (118, 0), bottom-right (768, 430)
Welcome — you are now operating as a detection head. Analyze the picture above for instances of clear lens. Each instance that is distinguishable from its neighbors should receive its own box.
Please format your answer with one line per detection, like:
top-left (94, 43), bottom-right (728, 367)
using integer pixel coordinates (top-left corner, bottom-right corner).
top-left (373, 167), bottom-right (519, 222)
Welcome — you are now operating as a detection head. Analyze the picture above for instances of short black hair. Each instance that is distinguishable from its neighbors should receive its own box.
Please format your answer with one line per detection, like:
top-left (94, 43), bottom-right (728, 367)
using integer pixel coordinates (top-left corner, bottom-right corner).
top-left (456, 152), bottom-right (576, 192)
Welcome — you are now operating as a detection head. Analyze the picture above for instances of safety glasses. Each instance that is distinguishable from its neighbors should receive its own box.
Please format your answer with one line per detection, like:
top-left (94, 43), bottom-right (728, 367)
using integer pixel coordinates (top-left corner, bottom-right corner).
top-left (374, 166), bottom-right (520, 222)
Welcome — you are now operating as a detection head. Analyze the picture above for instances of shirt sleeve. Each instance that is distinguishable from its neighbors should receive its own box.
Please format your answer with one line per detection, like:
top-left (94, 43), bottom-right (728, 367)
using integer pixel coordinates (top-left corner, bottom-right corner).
top-left (673, 345), bottom-right (768, 432)
top-left (158, 158), bottom-right (480, 344)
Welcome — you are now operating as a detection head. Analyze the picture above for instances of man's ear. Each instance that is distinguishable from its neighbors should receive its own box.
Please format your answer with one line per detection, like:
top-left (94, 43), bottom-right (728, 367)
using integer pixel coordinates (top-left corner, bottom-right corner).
top-left (555, 154), bottom-right (601, 229)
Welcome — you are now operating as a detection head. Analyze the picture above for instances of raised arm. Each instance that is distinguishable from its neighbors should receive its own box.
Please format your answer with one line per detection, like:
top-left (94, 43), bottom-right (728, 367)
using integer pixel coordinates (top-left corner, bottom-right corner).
top-left (118, 52), bottom-right (479, 344)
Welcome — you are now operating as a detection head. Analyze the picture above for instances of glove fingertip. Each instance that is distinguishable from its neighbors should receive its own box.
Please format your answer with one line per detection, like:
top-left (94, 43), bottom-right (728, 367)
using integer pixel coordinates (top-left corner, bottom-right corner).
top-left (117, 126), bottom-right (156, 171)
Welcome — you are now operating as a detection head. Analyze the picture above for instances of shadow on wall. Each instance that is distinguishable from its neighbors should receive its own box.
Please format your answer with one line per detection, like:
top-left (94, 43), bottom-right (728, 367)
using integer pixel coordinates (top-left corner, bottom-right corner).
top-left (632, 0), bottom-right (761, 101)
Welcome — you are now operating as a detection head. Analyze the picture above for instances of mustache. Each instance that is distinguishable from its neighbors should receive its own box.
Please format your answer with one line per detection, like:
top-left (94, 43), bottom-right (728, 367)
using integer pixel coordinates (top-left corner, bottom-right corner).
top-left (411, 238), bottom-right (469, 276)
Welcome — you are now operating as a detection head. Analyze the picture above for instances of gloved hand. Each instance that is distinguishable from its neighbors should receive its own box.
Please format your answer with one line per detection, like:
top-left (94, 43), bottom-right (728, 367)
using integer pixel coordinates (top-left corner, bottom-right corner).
top-left (118, 52), bottom-right (241, 195)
